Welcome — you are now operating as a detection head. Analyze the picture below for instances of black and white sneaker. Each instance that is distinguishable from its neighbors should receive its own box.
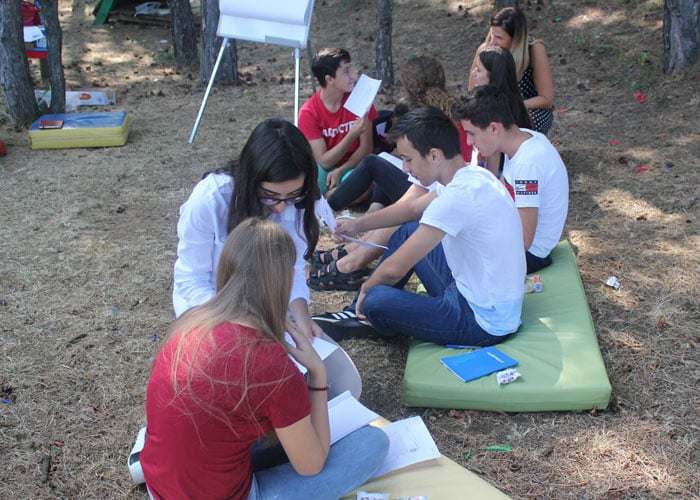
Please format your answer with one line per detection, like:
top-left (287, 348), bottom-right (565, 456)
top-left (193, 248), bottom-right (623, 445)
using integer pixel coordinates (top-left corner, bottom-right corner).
top-left (312, 310), bottom-right (378, 341)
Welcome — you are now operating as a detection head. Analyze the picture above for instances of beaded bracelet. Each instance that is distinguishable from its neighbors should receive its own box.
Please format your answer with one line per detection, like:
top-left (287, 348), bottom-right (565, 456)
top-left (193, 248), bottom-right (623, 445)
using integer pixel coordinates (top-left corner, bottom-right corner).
top-left (307, 385), bottom-right (330, 392)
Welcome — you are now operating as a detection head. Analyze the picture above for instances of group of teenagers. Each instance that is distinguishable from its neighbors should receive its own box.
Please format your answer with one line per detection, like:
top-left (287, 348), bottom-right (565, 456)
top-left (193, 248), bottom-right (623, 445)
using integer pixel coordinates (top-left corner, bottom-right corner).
top-left (138, 7), bottom-right (568, 500)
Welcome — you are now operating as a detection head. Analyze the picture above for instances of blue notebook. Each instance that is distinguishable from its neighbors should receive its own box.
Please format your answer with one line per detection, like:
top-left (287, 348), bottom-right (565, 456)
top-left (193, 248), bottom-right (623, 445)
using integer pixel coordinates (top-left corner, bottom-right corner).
top-left (440, 346), bottom-right (518, 383)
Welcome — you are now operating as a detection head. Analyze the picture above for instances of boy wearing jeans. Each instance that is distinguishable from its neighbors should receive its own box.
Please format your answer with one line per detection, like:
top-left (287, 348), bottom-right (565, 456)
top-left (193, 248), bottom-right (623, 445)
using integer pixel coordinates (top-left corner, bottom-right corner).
top-left (315, 106), bottom-right (525, 346)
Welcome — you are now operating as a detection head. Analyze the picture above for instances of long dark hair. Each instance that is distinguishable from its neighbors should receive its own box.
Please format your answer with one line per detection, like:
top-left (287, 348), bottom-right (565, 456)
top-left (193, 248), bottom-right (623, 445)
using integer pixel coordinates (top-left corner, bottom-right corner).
top-left (227, 119), bottom-right (320, 260)
top-left (478, 46), bottom-right (533, 129)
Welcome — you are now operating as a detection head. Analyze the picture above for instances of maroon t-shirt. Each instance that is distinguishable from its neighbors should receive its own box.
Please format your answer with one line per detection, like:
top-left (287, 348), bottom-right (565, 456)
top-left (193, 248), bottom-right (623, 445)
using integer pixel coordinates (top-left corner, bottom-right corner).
top-left (141, 323), bottom-right (310, 499)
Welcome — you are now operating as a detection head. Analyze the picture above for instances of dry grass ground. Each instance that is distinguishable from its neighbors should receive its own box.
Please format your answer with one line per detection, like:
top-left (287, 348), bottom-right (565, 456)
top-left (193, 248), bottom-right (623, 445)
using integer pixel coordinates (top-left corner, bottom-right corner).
top-left (0, 0), bottom-right (698, 498)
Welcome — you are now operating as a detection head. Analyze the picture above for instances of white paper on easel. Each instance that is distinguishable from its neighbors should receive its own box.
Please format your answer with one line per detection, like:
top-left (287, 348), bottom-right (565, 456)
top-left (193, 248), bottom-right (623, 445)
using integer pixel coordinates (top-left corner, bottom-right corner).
top-left (217, 0), bottom-right (314, 48)
top-left (219, 2), bottom-right (311, 25)
top-left (344, 74), bottom-right (382, 117)
top-left (372, 416), bottom-right (441, 478)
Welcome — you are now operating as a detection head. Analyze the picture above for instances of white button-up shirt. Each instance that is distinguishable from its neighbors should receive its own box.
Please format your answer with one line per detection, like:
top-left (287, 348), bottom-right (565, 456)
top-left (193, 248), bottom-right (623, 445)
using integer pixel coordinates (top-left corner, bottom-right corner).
top-left (172, 172), bottom-right (330, 317)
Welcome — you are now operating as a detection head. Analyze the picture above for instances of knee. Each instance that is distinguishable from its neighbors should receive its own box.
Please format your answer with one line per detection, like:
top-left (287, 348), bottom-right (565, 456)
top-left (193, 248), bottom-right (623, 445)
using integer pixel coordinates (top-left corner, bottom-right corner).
top-left (389, 221), bottom-right (419, 247)
top-left (362, 285), bottom-right (393, 318)
top-left (327, 191), bottom-right (341, 211)
top-left (356, 426), bottom-right (390, 457)
top-left (365, 154), bottom-right (383, 174)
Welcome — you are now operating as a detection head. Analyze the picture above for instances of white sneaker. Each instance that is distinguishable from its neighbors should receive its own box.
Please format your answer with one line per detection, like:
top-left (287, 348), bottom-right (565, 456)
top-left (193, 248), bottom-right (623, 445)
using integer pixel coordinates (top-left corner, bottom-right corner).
top-left (128, 427), bottom-right (146, 484)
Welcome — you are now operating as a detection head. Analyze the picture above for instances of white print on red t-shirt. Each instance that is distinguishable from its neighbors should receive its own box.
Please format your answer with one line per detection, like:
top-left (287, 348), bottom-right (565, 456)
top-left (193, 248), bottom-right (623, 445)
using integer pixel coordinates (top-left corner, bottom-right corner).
top-left (514, 179), bottom-right (538, 196)
top-left (323, 119), bottom-right (357, 138)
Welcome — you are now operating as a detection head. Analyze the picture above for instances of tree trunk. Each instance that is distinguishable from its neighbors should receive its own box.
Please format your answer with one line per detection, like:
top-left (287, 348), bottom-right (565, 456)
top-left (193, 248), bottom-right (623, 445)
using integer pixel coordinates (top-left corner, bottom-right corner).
top-left (41, 0), bottom-right (65, 113)
top-left (168, 0), bottom-right (198, 64)
top-left (494, 0), bottom-right (519, 9)
top-left (0, 1), bottom-right (39, 125)
top-left (662, 0), bottom-right (700, 73)
top-left (376, 0), bottom-right (394, 85)
top-left (200, 0), bottom-right (237, 85)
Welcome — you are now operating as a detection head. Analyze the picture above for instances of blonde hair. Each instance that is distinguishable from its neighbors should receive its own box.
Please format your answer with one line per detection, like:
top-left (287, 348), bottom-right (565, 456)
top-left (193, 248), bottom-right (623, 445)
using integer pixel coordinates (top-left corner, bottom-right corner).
top-left (484, 6), bottom-right (541, 81)
top-left (162, 218), bottom-right (297, 430)
top-left (399, 56), bottom-right (455, 116)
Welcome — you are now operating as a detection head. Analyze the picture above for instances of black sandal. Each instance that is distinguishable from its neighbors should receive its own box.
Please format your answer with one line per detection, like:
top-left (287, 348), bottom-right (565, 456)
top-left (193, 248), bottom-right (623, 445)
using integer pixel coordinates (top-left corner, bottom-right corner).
top-left (311, 244), bottom-right (348, 267)
top-left (307, 261), bottom-right (368, 291)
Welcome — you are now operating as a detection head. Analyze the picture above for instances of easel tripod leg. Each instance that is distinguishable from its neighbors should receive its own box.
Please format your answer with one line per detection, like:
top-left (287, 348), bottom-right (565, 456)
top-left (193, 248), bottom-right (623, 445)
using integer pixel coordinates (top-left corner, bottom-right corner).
top-left (189, 38), bottom-right (229, 144)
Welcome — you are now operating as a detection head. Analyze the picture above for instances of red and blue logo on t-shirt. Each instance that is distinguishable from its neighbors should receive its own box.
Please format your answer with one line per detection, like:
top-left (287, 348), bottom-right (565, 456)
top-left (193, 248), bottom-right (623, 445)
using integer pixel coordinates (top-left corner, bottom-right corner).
top-left (514, 179), bottom-right (538, 196)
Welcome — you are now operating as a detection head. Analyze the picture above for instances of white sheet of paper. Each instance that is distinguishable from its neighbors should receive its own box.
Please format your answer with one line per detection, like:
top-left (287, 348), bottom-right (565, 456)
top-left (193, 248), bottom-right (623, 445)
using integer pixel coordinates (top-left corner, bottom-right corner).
top-left (23, 26), bottom-right (44, 43)
top-left (284, 333), bottom-right (338, 375)
top-left (219, 0), bottom-right (311, 26)
top-left (343, 74), bottom-right (382, 117)
top-left (336, 233), bottom-right (388, 250)
top-left (377, 151), bottom-right (437, 190)
top-left (378, 151), bottom-right (402, 169)
top-left (328, 391), bottom-right (380, 444)
top-left (375, 120), bottom-right (388, 138)
top-left (372, 416), bottom-right (441, 478)
top-left (315, 198), bottom-right (337, 231)
top-left (217, 0), bottom-right (313, 49)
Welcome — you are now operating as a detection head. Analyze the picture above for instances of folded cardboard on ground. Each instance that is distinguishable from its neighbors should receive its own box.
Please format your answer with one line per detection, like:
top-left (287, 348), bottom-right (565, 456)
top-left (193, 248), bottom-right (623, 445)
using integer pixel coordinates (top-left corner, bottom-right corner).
top-left (35, 90), bottom-right (117, 111)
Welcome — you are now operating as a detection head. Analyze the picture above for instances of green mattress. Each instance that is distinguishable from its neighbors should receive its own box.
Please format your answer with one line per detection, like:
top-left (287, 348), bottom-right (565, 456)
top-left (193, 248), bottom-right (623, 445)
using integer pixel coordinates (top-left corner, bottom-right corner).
top-left (403, 241), bottom-right (611, 412)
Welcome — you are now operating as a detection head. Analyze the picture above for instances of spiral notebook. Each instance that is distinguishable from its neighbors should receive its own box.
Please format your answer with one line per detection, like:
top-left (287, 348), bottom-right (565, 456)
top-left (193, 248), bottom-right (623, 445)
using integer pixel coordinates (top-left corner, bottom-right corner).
top-left (440, 346), bottom-right (518, 383)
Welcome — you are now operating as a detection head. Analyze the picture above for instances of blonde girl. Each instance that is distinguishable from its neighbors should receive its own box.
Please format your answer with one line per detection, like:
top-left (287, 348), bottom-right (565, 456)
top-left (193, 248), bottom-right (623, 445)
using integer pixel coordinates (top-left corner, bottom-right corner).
top-left (142, 218), bottom-right (389, 500)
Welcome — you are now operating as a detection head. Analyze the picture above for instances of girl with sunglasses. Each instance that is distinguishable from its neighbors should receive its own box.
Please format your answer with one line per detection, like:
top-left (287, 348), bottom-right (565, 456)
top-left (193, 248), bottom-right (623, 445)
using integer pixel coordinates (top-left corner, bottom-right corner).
top-left (172, 118), bottom-right (361, 398)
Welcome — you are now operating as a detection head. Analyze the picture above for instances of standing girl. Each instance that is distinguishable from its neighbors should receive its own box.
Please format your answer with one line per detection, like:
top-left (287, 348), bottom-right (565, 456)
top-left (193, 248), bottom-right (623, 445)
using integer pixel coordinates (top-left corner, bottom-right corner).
top-left (143, 218), bottom-right (389, 499)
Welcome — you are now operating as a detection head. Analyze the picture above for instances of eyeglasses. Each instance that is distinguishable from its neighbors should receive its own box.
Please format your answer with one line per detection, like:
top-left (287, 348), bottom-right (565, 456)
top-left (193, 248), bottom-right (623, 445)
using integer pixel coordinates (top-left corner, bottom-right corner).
top-left (258, 194), bottom-right (306, 206)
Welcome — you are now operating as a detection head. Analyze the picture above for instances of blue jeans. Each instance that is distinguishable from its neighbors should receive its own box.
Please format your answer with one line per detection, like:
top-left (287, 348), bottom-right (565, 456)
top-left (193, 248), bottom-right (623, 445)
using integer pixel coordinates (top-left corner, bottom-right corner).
top-left (248, 426), bottom-right (389, 500)
top-left (354, 222), bottom-right (510, 347)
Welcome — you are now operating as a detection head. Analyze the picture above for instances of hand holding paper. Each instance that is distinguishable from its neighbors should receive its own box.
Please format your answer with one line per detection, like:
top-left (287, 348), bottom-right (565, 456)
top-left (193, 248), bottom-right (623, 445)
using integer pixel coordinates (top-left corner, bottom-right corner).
top-left (335, 219), bottom-right (359, 237)
top-left (284, 331), bottom-right (337, 375)
top-left (333, 219), bottom-right (388, 250)
top-left (348, 114), bottom-right (370, 139)
top-left (344, 75), bottom-right (382, 117)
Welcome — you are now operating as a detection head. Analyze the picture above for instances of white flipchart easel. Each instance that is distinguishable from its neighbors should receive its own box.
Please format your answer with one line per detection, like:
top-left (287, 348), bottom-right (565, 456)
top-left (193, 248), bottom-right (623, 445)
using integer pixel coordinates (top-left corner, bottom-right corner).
top-left (189, 0), bottom-right (316, 144)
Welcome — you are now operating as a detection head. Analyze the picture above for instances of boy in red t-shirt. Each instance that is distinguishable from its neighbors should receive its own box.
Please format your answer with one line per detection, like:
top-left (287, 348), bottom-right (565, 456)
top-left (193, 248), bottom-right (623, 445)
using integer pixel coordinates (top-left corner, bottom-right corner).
top-left (298, 48), bottom-right (378, 196)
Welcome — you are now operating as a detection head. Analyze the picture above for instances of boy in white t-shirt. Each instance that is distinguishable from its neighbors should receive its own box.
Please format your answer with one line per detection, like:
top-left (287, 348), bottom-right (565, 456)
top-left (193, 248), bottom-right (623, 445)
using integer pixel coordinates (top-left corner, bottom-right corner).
top-left (452, 84), bottom-right (569, 273)
top-left (314, 106), bottom-right (525, 346)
